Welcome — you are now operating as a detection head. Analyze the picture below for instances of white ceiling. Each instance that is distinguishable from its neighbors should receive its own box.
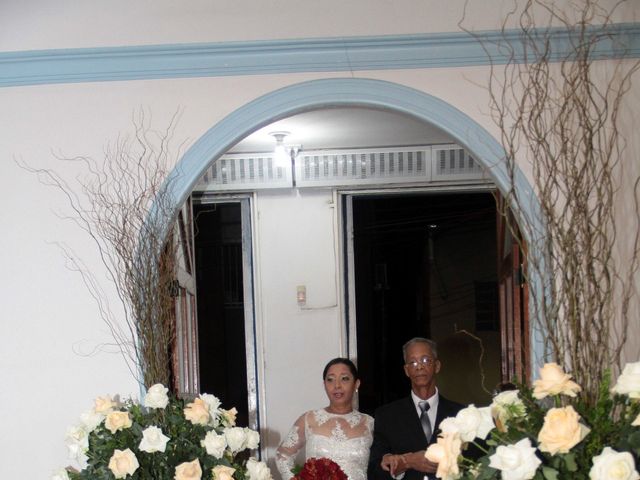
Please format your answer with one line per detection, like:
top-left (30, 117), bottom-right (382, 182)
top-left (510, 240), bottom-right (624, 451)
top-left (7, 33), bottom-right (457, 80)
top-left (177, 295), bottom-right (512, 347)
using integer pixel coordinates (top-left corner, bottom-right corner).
top-left (228, 106), bottom-right (456, 154)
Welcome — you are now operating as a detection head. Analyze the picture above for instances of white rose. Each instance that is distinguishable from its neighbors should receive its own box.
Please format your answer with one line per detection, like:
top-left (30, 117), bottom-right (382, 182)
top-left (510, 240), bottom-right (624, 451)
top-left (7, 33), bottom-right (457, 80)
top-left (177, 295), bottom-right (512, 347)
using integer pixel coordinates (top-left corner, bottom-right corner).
top-left (589, 447), bottom-right (640, 480)
top-left (64, 425), bottom-right (89, 463)
top-left (246, 458), bottom-right (273, 480)
top-left (633, 414), bottom-right (640, 427)
top-left (201, 430), bottom-right (228, 458)
top-left (612, 362), bottom-right (640, 399)
top-left (200, 393), bottom-right (222, 422)
top-left (79, 409), bottom-right (104, 432)
top-left (245, 428), bottom-right (261, 449)
top-left (108, 448), bottom-right (139, 479)
top-left (225, 426), bottom-right (248, 453)
top-left (533, 363), bottom-right (581, 399)
top-left (139, 425), bottom-right (170, 453)
top-left (51, 468), bottom-right (70, 480)
top-left (453, 405), bottom-right (495, 441)
top-left (144, 384), bottom-right (169, 409)
top-left (491, 390), bottom-right (526, 431)
top-left (489, 438), bottom-right (542, 480)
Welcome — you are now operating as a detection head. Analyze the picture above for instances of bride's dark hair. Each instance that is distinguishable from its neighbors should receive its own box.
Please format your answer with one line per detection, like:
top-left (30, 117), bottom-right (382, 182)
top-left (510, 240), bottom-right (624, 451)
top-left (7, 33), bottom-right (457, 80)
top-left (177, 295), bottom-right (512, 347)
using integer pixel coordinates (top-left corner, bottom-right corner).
top-left (323, 357), bottom-right (359, 380)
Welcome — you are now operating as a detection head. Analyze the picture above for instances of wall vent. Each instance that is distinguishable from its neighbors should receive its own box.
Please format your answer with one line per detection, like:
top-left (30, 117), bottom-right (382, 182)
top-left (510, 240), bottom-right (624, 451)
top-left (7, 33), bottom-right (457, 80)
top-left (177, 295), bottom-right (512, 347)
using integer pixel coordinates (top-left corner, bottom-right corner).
top-left (294, 147), bottom-right (431, 187)
top-left (432, 145), bottom-right (486, 181)
top-left (194, 144), bottom-right (489, 191)
top-left (196, 154), bottom-right (291, 191)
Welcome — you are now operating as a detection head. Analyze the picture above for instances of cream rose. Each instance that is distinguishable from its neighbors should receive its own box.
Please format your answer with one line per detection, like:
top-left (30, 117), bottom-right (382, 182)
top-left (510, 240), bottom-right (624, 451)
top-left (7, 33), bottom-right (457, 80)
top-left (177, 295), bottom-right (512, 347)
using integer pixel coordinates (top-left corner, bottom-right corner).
top-left (612, 362), bottom-right (640, 399)
top-left (633, 414), bottom-right (640, 427)
top-left (589, 447), bottom-right (640, 480)
top-left (108, 448), bottom-right (139, 479)
top-left (212, 465), bottom-right (236, 480)
top-left (105, 411), bottom-right (133, 434)
top-left (225, 426), bottom-right (248, 453)
top-left (222, 407), bottom-right (238, 427)
top-left (245, 428), bottom-right (260, 450)
top-left (201, 430), bottom-right (227, 458)
top-left (246, 458), bottom-right (273, 480)
top-left (184, 397), bottom-right (210, 425)
top-left (94, 395), bottom-right (118, 414)
top-left (139, 425), bottom-right (170, 453)
top-left (425, 432), bottom-right (462, 480)
top-left (144, 384), bottom-right (169, 409)
top-left (489, 438), bottom-right (541, 480)
top-left (533, 363), bottom-right (581, 399)
top-left (175, 459), bottom-right (203, 480)
top-left (491, 390), bottom-right (526, 432)
top-left (538, 405), bottom-right (590, 455)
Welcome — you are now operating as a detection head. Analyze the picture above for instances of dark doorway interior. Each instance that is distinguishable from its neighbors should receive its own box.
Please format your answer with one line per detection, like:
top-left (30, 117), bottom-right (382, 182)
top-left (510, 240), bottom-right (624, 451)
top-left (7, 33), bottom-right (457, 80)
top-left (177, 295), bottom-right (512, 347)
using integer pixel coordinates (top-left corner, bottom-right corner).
top-left (193, 202), bottom-right (249, 427)
top-left (351, 191), bottom-right (501, 415)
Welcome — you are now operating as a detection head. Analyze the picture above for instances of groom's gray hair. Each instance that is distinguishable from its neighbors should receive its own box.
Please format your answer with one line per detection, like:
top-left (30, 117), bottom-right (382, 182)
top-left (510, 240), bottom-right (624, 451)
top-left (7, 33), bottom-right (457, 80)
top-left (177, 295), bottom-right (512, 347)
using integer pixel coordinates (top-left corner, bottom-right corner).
top-left (402, 337), bottom-right (438, 362)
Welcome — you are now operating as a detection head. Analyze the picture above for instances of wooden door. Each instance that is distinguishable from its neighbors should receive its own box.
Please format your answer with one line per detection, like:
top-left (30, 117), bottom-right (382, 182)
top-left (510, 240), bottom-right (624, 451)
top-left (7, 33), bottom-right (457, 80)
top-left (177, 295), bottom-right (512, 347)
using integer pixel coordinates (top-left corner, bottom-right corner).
top-left (496, 193), bottom-right (530, 384)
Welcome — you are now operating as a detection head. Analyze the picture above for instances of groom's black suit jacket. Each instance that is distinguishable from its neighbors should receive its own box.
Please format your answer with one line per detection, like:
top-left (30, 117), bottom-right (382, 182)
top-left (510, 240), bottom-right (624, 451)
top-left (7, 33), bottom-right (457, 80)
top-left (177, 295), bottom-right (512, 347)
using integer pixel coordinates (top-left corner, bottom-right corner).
top-left (367, 395), bottom-right (463, 480)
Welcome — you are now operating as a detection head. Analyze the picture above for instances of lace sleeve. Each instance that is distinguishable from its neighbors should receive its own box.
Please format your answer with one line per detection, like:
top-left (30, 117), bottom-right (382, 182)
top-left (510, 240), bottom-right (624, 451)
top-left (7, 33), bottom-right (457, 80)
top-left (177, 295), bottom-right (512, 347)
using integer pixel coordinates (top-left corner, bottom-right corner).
top-left (276, 413), bottom-right (307, 480)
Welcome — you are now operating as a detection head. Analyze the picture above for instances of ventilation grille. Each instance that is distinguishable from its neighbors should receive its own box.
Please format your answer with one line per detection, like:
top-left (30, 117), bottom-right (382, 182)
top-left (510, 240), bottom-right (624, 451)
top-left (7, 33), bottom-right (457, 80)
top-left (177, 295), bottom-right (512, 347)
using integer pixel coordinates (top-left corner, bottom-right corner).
top-left (295, 147), bottom-right (430, 187)
top-left (194, 145), bottom-right (488, 191)
top-left (196, 154), bottom-right (291, 191)
top-left (432, 146), bottom-right (485, 181)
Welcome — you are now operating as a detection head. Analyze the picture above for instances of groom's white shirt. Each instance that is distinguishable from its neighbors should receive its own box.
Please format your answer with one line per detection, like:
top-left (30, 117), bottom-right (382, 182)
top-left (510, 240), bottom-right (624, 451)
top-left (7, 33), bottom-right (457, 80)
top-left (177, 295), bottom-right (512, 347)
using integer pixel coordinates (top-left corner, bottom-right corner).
top-left (393, 388), bottom-right (440, 480)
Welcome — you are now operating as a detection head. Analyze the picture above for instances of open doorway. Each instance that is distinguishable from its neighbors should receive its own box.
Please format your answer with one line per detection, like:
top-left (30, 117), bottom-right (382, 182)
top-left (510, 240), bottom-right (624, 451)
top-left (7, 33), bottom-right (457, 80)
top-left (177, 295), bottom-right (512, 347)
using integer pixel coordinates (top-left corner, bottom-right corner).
top-left (346, 190), bottom-right (501, 414)
top-left (192, 196), bottom-right (257, 429)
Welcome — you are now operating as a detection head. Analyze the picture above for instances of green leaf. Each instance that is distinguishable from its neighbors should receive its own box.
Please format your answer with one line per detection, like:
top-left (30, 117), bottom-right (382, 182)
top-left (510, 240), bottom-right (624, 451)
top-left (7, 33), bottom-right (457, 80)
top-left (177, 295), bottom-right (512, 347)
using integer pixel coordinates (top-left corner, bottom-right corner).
top-left (542, 466), bottom-right (560, 480)
top-left (563, 452), bottom-right (578, 472)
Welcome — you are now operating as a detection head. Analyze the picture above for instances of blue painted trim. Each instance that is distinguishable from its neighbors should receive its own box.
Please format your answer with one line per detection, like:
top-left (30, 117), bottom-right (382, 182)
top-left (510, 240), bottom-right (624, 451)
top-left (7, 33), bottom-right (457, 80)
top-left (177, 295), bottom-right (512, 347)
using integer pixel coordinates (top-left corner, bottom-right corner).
top-left (2, 23), bottom-right (639, 87)
top-left (158, 77), bottom-right (546, 372)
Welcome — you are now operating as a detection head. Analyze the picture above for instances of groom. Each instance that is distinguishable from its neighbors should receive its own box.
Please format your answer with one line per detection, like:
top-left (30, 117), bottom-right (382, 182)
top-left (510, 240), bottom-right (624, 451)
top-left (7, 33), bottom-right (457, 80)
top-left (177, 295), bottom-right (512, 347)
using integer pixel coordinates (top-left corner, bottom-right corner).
top-left (368, 337), bottom-right (463, 480)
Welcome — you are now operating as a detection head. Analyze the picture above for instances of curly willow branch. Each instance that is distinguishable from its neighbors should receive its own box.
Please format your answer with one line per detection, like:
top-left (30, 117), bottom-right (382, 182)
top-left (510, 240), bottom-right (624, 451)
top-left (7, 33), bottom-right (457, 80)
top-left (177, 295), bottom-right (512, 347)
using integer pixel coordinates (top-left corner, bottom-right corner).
top-left (462, 0), bottom-right (640, 406)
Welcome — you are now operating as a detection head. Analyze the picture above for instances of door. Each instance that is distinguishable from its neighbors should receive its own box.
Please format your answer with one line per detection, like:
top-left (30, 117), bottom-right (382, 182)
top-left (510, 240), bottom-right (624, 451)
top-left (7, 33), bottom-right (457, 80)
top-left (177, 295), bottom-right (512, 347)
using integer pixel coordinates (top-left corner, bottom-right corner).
top-left (496, 193), bottom-right (530, 384)
top-left (172, 195), bottom-right (200, 396)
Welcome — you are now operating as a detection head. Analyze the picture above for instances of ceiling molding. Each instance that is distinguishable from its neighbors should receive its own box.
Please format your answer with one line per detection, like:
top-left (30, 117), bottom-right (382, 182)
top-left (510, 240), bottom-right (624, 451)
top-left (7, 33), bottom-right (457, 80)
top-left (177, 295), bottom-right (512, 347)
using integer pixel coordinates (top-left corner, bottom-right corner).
top-left (2, 23), bottom-right (639, 87)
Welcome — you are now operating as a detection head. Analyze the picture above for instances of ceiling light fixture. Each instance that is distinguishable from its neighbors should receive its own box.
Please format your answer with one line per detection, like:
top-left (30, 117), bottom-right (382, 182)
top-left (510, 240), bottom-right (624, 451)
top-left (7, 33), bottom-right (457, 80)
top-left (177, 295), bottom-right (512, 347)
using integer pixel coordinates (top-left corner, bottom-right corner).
top-left (269, 131), bottom-right (290, 168)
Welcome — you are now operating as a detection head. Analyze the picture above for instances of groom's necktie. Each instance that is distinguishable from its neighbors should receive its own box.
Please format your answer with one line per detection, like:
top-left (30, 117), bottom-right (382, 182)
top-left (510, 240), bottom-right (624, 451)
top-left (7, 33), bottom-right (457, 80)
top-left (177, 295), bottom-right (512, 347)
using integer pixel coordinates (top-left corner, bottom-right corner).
top-left (419, 400), bottom-right (432, 442)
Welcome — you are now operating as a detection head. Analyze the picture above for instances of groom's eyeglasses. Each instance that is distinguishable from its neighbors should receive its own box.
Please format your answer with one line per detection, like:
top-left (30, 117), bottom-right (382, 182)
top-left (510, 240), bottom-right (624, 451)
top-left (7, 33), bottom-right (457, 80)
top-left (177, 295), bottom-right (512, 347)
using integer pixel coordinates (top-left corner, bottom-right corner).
top-left (406, 356), bottom-right (435, 369)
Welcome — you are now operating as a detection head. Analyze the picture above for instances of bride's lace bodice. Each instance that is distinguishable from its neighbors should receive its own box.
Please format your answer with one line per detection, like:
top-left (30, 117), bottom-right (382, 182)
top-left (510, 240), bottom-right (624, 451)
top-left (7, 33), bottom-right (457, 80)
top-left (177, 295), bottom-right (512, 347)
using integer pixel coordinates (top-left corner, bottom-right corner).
top-left (276, 409), bottom-right (374, 480)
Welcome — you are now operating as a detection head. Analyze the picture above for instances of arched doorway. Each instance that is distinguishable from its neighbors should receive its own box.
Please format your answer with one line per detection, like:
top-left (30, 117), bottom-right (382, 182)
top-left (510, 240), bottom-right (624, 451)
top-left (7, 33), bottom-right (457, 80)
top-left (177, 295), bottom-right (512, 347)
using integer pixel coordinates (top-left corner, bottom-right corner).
top-left (162, 77), bottom-right (543, 432)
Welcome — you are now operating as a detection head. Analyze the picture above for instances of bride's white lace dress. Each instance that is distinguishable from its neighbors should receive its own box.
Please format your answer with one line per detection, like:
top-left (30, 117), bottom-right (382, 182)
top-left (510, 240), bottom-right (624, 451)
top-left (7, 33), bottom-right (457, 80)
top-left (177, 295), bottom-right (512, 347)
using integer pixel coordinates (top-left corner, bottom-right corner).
top-left (275, 409), bottom-right (374, 480)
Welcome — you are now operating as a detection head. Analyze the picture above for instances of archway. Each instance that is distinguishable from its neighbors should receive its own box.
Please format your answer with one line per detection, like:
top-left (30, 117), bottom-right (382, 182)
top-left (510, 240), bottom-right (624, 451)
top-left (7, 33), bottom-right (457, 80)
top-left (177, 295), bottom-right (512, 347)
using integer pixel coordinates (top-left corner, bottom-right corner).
top-left (163, 77), bottom-right (544, 381)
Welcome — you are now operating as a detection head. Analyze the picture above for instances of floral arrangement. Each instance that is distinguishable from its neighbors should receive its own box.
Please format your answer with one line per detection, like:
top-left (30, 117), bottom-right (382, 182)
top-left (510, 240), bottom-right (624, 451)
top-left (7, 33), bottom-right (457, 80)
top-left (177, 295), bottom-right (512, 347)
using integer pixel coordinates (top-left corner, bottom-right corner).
top-left (291, 457), bottom-right (348, 480)
top-left (425, 362), bottom-right (640, 480)
top-left (52, 384), bottom-right (273, 480)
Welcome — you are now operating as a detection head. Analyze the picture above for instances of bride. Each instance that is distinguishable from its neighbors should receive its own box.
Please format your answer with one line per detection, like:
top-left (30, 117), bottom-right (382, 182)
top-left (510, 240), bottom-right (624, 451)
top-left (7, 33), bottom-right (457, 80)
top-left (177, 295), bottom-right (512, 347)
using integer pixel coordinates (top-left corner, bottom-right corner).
top-left (275, 358), bottom-right (374, 480)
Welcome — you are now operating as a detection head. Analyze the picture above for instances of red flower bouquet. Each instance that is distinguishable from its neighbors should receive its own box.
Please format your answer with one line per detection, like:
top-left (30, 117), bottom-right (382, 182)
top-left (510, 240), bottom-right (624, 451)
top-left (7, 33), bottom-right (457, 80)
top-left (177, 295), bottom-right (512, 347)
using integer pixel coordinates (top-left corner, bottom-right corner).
top-left (292, 457), bottom-right (348, 480)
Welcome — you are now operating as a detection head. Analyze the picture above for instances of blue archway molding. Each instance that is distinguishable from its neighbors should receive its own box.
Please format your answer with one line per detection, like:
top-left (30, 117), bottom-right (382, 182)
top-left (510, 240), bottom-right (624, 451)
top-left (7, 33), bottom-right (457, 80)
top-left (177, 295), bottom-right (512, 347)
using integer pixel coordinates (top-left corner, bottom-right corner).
top-left (165, 76), bottom-right (544, 373)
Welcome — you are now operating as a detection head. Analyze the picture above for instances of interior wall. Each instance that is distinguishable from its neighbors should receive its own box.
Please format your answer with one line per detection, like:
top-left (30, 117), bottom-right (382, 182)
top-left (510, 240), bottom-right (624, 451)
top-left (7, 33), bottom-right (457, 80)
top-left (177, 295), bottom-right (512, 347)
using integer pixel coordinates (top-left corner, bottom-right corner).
top-left (1, 30), bottom-right (639, 480)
